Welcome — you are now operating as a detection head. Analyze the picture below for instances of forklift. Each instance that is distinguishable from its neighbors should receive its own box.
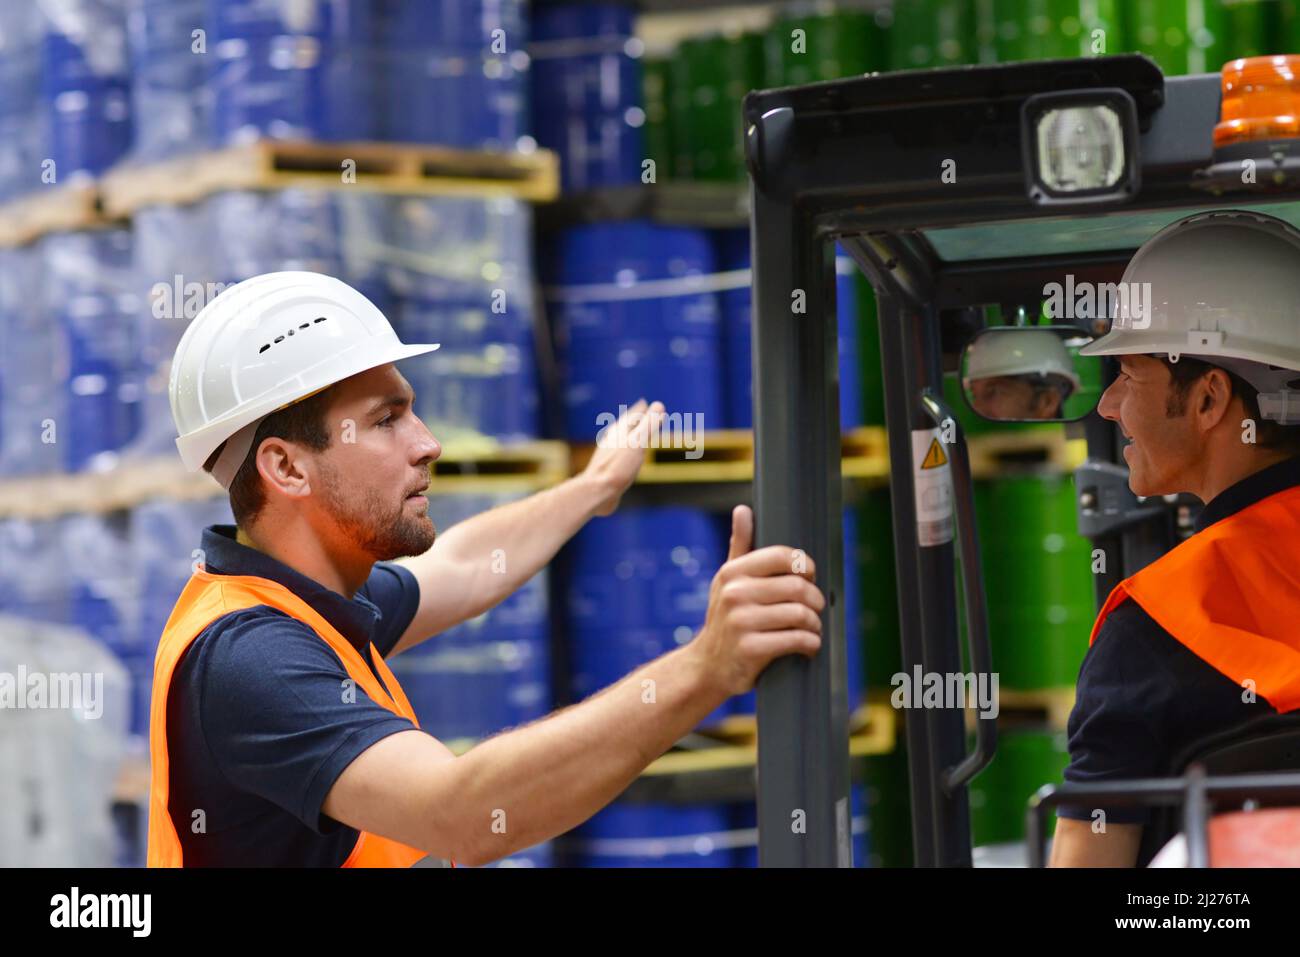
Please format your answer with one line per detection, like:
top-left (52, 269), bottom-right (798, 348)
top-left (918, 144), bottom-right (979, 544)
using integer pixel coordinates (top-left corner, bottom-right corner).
top-left (745, 51), bottom-right (1300, 866)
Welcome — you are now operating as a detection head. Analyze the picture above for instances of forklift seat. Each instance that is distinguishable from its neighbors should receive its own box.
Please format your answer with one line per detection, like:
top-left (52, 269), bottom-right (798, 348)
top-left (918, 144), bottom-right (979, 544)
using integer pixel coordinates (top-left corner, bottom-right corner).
top-left (1145, 712), bottom-right (1300, 867)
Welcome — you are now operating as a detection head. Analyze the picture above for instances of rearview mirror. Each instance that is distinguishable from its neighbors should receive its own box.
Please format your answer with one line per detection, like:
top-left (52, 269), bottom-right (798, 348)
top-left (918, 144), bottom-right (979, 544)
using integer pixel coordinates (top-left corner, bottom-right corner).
top-left (960, 326), bottom-right (1103, 423)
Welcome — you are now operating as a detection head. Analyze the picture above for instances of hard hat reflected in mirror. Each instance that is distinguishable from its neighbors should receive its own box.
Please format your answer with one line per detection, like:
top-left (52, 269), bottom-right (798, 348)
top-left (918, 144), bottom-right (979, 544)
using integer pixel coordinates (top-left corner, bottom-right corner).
top-left (960, 326), bottom-right (1103, 424)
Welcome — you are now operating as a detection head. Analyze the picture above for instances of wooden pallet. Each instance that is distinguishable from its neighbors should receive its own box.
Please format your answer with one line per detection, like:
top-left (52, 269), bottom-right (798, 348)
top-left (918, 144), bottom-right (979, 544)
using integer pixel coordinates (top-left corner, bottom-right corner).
top-left (644, 702), bottom-right (896, 777)
top-left (967, 429), bottom-right (1087, 478)
top-left (428, 438), bottom-right (569, 490)
top-left (840, 426), bottom-right (891, 480)
top-left (0, 458), bottom-right (220, 520)
top-left (994, 686), bottom-right (1077, 730)
top-left (0, 183), bottom-right (118, 248)
top-left (570, 426), bottom-right (891, 485)
top-left (100, 139), bottom-right (560, 216)
top-left (0, 439), bottom-right (570, 519)
top-left (695, 700), bottom-right (891, 747)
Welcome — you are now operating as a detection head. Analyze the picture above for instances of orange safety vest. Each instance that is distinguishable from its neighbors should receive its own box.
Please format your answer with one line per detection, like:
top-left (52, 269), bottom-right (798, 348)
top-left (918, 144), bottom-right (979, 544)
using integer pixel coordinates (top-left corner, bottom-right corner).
top-left (1090, 484), bottom-right (1300, 712)
top-left (146, 567), bottom-right (449, 868)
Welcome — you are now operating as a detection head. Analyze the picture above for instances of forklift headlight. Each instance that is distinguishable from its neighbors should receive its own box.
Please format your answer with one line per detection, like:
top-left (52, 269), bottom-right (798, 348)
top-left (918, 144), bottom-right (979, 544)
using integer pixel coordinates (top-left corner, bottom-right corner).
top-left (1021, 89), bottom-right (1140, 206)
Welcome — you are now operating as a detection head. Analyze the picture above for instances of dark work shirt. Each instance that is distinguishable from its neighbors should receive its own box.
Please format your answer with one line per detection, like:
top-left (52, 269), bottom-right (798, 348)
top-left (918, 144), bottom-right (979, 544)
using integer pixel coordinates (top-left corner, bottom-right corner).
top-left (1058, 455), bottom-right (1300, 864)
top-left (166, 524), bottom-right (423, 866)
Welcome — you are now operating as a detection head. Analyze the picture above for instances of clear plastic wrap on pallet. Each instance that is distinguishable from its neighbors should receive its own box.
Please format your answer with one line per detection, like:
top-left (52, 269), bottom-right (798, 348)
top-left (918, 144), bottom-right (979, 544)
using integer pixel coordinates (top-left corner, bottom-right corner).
top-left (0, 5), bottom-right (47, 202)
top-left (38, 0), bottom-right (133, 179)
top-left (130, 497), bottom-right (234, 650)
top-left (115, 0), bottom-right (532, 160)
top-left (385, 194), bottom-right (535, 309)
top-left (0, 517), bottom-right (72, 626)
top-left (205, 189), bottom-right (391, 298)
top-left (39, 228), bottom-right (143, 472)
top-left (0, 246), bottom-right (65, 477)
top-left (121, 202), bottom-right (220, 460)
top-left (125, 0), bottom-right (210, 162)
top-left (59, 511), bottom-right (140, 657)
top-left (0, 613), bottom-right (131, 866)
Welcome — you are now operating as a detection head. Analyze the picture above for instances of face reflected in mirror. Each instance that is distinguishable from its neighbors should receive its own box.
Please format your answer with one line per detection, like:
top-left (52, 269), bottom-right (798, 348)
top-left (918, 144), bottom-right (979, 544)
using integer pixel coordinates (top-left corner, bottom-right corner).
top-left (960, 326), bottom-right (1101, 423)
top-left (968, 373), bottom-right (1069, 420)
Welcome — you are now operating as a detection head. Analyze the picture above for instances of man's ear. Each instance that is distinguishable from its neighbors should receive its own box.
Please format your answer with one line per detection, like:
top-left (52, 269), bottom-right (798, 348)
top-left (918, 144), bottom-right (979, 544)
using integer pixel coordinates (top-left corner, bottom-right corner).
top-left (1198, 368), bottom-right (1235, 429)
top-left (256, 437), bottom-right (312, 499)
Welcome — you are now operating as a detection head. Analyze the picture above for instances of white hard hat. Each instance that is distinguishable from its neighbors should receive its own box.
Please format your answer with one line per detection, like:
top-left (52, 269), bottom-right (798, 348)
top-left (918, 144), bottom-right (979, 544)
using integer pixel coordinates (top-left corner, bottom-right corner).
top-left (963, 329), bottom-right (1082, 394)
top-left (169, 271), bottom-right (439, 490)
top-left (1078, 210), bottom-right (1300, 424)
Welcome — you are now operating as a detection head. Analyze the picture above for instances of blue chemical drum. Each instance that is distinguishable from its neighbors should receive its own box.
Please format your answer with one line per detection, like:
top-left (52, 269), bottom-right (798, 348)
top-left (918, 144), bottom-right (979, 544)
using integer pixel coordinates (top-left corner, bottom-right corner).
top-left (207, 0), bottom-right (382, 144)
top-left (58, 294), bottom-right (143, 472)
top-left (566, 802), bottom-right (734, 867)
top-left (711, 230), bottom-right (863, 430)
top-left (564, 507), bottom-right (728, 727)
top-left (42, 14), bottom-right (132, 178)
top-left (546, 222), bottom-right (722, 440)
top-left (39, 229), bottom-right (142, 472)
top-left (531, 3), bottom-right (644, 189)
top-left (382, 0), bottom-right (528, 52)
top-left (380, 0), bottom-right (529, 149)
top-left (207, 0), bottom-right (377, 42)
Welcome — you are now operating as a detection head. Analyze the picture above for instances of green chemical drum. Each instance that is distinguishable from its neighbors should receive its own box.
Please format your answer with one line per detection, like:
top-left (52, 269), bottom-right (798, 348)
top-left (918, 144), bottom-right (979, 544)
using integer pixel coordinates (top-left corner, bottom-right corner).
top-left (763, 7), bottom-right (888, 87)
top-left (1123, 0), bottom-right (1227, 75)
top-left (974, 475), bottom-right (1094, 690)
top-left (642, 57), bottom-right (674, 182)
top-left (1061, 331), bottom-right (1105, 420)
top-left (853, 273), bottom-right (886, 426)
top-left (669, 32), bottom-right (763, 182)
top-left (1283, 0), bottom-right (1300, 49)
top-left (1222, 0), bottom-right (1281, 60)
top-left (885, 0), bottom-right (976, 70)
top-left (978, 0), bottom-right (1124, 62)
top-left (969, 727), bottom-right (1069, 846)
top-left (862, 746), bottom-right (915, 866)
top-left (859, 487), bottom-right (902, 689)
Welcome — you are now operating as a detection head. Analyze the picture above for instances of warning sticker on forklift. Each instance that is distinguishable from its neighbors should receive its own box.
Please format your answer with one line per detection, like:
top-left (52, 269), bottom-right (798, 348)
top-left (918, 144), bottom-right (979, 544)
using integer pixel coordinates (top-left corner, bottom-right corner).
top-left (912, 429), bottom-right (953, 547)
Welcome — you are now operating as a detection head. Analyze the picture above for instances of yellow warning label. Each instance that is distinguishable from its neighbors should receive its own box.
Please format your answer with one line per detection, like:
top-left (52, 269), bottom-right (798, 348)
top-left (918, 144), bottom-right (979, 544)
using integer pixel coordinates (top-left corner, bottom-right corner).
top-left (920, 439), bottom-right (948, 470)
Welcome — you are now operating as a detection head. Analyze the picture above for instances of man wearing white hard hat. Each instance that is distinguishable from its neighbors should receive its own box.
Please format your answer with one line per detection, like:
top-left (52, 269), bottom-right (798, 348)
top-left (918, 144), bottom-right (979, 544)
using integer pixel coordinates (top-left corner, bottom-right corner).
top-left (147, 271), bottom-right (825, 866)
top-left (963, 328), bottom-right (1081, 421)
top-left (1049, 211), bottom-right (1300, 867)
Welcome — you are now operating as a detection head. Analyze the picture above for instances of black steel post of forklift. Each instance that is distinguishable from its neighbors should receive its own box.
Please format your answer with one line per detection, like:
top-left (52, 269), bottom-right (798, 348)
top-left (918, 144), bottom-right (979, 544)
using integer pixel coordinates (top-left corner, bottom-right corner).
top-left (746, 107), bottom-right (853, 868)
top-left (851, 237), bottom-right (976, 867)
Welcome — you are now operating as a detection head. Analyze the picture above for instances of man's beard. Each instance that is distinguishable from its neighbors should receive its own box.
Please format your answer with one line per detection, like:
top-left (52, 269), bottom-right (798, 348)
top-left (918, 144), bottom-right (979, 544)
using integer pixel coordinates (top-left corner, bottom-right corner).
top-left (319, 461), bottom-right (436, 561)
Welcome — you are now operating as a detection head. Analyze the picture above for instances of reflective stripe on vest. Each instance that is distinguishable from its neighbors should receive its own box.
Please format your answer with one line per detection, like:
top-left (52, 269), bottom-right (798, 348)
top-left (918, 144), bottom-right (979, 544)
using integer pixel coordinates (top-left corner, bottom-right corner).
top-left (1089, 484), bottom-right (1300, 712)
top-left (146, 567), bottom-right (448, 868)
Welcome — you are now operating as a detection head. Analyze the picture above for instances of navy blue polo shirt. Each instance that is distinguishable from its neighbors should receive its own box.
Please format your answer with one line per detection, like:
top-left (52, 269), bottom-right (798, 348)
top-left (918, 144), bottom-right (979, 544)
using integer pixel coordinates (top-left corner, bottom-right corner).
top-left (165, 524), bottom-right (424, 867)
top-left (1058, 455), bottom-right (1300, 863)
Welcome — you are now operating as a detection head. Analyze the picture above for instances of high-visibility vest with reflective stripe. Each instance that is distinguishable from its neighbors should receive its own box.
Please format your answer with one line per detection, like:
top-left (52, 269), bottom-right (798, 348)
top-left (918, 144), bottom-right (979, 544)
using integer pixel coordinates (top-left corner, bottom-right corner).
top-left (147, 567), bottom-right (444, 868)
top-left (1090, 484), bottom-right (1300, 712)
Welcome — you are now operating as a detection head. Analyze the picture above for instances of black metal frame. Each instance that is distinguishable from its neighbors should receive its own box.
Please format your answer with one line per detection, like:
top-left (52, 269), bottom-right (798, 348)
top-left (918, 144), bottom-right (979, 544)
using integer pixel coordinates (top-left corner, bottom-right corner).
top-left (744, 54), bottom-right (1300, 866)
top-left (1027, 768), bottom-right (1300, 867)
